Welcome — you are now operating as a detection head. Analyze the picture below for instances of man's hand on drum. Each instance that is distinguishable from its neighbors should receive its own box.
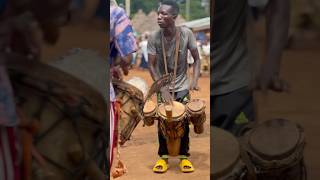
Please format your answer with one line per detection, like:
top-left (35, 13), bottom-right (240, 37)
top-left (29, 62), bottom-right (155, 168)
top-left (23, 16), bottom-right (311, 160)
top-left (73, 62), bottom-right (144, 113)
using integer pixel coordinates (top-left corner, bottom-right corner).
top-left (160, 87), bottom-right (173, 104)
top-left (120, 55), bottom-right (132, 75)
top-left (189, 80), bottom-right (200, 91)
top-left (252, 61), bottom-right (290, 94)
top-left (111, 65), bottom-right (124, 80)
top-left (111, 55), bottom-right (132, 80)
top-left (0, 12), bottom-right (41, 63)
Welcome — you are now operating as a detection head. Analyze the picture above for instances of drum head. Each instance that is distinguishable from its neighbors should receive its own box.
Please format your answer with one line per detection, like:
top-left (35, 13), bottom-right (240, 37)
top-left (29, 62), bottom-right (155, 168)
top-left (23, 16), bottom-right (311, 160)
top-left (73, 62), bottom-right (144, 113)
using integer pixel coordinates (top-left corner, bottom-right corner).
top-left (143, 100), bottom-right (156, 114)
top-left (212, 127), bottom-right (240, 178)
top-left (187, 99), bottom-right (205, 112)
top-left (158, 101), bottom-right (185, 121)
top-left (112, 79), bottom-right (144, 102)
top-left (126, 77), bottom-right (148, 98)
top-left (49, 49), bottom-right (108, 100)
top-left (249, 119), bottom-right (301, 160)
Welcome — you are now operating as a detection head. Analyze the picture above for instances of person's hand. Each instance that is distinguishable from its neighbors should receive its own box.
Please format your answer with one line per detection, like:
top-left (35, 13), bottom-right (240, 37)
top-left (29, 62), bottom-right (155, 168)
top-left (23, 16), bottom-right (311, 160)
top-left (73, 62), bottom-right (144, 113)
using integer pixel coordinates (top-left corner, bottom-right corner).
top-left (111, 66), bottom-right (124, 80)
top-left (160, 87), bottom-right (173, 104)
top-left (11, 12), bottom-right (41, 60)
top-left (119, 57), bottom-right (130, 76)
top-left (189, 80), bottom-right (200, 91)
top-left (253, 62), bottom-right (290, 93)
top-left (1, 12), bottom-right (41, 63)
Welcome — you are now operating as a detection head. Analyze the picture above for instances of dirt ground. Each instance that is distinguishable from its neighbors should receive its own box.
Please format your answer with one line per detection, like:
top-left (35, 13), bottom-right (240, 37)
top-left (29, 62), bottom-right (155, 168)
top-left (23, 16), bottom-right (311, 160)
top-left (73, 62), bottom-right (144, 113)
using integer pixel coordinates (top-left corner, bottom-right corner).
top-left (113, 70), bottom-right (211, 180)
top-left (40, 22), bottom-right (320, 179)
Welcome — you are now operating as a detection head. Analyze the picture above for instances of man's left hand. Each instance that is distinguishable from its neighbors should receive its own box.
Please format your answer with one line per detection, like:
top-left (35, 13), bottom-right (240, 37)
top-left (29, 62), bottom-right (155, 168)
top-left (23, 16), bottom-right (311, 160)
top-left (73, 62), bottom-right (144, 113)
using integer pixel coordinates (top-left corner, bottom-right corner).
top-left (189, 81), bottom-right (200, 91)
top-left (253, 62), bottom-right (290, 93)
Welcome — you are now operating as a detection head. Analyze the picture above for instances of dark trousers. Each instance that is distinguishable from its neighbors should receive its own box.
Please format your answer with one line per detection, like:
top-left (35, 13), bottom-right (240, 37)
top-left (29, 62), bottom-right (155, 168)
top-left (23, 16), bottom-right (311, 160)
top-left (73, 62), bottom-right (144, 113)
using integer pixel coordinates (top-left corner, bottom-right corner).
top-left (211, 86), bottom-right (255, 136)
top-left (157, 90), bottom-right (190, 157)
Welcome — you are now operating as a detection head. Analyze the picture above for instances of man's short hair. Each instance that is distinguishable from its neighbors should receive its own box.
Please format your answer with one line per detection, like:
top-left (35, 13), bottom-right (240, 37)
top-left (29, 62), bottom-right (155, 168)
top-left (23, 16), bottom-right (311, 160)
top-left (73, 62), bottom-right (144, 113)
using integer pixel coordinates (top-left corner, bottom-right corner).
top-left (161, 0), bottom-right (180, 16)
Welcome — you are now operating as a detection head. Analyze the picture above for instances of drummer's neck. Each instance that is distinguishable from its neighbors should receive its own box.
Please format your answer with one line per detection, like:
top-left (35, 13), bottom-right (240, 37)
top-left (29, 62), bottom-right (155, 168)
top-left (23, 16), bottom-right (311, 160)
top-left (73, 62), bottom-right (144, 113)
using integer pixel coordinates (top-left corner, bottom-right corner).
top-left (162, 26), bottom-right (176, 38)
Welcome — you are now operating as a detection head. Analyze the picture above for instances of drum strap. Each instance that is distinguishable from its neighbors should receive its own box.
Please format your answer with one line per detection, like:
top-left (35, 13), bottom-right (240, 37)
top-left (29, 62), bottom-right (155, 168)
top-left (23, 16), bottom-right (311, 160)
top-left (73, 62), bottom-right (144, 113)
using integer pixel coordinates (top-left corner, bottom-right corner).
top-left (111, 101), bottom-right (127, 178)
top-left (161, 27), bottom-right (181, 99)
top-left (17, 108), bottom-right (48, 180)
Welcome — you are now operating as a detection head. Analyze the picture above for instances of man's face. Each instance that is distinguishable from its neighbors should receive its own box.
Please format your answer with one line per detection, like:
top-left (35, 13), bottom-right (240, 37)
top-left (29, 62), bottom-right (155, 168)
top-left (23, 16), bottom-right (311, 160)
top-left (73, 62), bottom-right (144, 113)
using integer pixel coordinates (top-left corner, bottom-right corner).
top-left (157, 5), bottom-right (176, 28)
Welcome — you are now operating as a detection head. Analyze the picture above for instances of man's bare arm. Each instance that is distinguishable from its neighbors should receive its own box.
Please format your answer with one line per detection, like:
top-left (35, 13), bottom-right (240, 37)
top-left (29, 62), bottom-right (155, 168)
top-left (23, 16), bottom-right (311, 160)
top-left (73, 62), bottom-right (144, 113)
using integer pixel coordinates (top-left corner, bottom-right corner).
top-left (255, 0), bottom-right (290, 92)
top-left (189, 48), bottom-right (201, 90)
top-left (148, 54), bottom-right (160, 81)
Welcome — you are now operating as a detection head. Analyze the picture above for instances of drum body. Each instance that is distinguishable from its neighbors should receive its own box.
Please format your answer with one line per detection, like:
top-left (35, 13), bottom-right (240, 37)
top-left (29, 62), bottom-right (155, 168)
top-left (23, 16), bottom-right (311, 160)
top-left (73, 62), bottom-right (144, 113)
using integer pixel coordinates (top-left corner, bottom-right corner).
top-left (143, 100), bottom-right (157, 126)
top-left (112, 79), bottom-right (144, 145)
top-left (157, 101), bottom-right (186, 156)
top-left (241, 119), bottom-right (306, 180)
top-left (212, 127), bottom-right (247, 180)
top-left (8, 60), bottom-right (107, 179)
top-left (186, 99), bottom-right (206, 134)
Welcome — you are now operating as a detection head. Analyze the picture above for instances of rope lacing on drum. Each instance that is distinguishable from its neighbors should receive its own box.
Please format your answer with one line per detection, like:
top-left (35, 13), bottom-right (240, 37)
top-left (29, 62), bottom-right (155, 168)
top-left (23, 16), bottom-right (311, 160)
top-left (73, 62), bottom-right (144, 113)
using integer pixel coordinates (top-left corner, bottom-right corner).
top-left (12, 72), bottom-right (107, 178)
top-left (239, 124), bottom-right (307, 180)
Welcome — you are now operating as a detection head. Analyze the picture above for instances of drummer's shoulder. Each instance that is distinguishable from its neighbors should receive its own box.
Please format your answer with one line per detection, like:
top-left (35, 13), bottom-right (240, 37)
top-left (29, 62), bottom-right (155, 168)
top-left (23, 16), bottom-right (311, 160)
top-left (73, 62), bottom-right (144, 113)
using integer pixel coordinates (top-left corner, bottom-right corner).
top-left (179, 26), bottom-right (194, 35)
top-left (149, 30), bottom-right (161, 39)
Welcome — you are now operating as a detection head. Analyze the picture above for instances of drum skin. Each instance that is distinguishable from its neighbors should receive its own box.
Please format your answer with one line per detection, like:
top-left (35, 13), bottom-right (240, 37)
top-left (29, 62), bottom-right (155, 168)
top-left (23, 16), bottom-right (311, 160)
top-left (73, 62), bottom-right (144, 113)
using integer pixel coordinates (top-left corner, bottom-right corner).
top-left (158, 101), bottom-right (186, 122)
top-left (211, 127), bottom-right (247, 180)
top-left (241, 119), bottom-right (306, 180)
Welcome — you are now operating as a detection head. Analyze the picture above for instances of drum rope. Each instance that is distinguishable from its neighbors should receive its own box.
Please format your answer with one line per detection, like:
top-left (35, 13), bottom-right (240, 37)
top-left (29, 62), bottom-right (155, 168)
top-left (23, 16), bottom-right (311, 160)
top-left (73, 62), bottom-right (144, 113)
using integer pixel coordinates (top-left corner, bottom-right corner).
top-left (302, 158), bottom-right (307, 180)
top-left (161, 27), bottom-right (181, 101)
top-left (172, 27), bottom-right (180, 100)
top-left (16, 79), bottom-right (103, 140)
top-left (240, 124), bottom-right (306, 179)
top-left (248, 137), bottom-right (305, 171)
top-left (9, 63), bottom-right (108, 177)
top-left (41, 154), bottom-right (74, 175)
top-left (117, 106), bottom-right (121, 161)
top-left (111, 101), bottom-right (127, 178)
top-left (14, 82), bottom-right (107, 177)
top-left (239, 143), bottom-right (257, 180)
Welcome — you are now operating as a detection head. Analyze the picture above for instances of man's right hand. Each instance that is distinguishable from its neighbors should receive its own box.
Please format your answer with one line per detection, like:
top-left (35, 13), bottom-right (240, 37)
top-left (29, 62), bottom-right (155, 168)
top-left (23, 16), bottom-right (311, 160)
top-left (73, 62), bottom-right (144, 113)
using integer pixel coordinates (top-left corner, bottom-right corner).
top-left (111, 66), bottom-right (123, 80)
top-left (160, 87), bottom-right (173, 104)
top-left (0, 12), bottom-right (41, 63)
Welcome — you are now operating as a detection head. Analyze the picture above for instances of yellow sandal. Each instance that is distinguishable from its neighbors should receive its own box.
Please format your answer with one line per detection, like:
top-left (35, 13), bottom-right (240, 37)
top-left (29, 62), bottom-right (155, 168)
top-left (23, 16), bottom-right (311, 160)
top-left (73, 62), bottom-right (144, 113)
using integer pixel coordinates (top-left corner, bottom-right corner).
top-left (180, 159), bottom-right (194, 173)
top-left (153, 159), bottom-right (169, 173)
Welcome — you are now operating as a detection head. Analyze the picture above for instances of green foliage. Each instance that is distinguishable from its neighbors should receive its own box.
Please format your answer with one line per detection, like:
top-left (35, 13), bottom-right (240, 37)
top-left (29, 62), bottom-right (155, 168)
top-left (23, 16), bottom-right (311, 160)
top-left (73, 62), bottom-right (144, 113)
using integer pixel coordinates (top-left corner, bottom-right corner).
top-left (117, 0), bottom-right (159, 17)
top-left (179, 0), bottom-right (209, 20)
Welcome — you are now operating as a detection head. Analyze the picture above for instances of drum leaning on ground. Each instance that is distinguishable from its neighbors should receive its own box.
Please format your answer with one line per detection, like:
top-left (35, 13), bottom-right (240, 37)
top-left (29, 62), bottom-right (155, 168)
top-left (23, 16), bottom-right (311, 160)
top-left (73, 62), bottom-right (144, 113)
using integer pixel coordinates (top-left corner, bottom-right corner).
top-left (158, 101), bottom-right (186, 156)
top-left (8, 60), bottom-right (107, 179)
top-left (241, 119), bottom-right (306, 180)
top-left (186, 99), bottom-right (206, 134)
top-left (111, 79), bottom-right (144, 145)
top-left (50, 49), bottom-right (145, 145)
top-left (211, 127), bottom-right (247, 180)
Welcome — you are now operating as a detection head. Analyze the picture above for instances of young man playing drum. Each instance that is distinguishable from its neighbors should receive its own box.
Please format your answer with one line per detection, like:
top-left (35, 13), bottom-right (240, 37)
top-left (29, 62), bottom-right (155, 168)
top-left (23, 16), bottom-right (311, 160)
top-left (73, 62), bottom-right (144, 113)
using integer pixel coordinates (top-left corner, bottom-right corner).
top-left (147, 0), bottom-right (201, 173)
